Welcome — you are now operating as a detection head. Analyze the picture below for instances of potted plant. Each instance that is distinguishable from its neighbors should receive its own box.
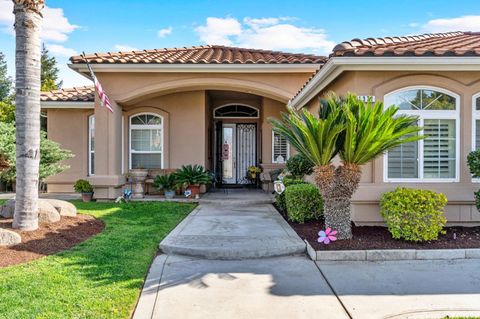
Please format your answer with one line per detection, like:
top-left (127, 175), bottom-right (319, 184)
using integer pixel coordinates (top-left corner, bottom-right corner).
top-left (74, 179), bottom-right (94, 202)
top-left (175, 165), bottom-right (211, 198)
top-left (154, 173), bottom-right (177, 199)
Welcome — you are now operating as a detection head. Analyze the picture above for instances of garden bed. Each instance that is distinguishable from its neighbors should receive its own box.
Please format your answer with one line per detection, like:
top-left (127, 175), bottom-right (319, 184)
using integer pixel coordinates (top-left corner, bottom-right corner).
top-left (275, 205), bottom-right (480, 250)
top-left (0, 214), bottom-right (104, 268)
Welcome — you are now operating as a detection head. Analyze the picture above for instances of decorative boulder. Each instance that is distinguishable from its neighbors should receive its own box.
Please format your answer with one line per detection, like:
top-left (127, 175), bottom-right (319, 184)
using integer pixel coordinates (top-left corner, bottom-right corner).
top-left (38, 200), bottom-right (61, 224)
top-left (0, 199), bottom-right (15, 219)
top-left (42, 199), bottom-right (77, 217)
top-left (0, 228), bottom-right (21, 246)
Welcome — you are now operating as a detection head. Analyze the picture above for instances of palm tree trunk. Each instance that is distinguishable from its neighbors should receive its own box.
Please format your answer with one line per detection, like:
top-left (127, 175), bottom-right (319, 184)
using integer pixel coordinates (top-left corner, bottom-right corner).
top-left (314, 163), bottom-right (361, 240)
top-left (12, 0), bottom-right (44, 231)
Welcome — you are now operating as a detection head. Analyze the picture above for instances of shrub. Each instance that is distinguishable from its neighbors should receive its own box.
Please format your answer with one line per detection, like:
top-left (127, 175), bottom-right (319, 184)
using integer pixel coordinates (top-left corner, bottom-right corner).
top-left (467, 150), bottom-right (480, 209)
top-left (284, 183), bottom-right (323, 223)
top-left (380, 187), bottom-right (447, 242)
top-left (174, 165), bottom-right (211, 188)
top-left (275, 177), bottom-right (306, 211)
top-left (74, 179), bottom-right (93, 193)
top-left (286, 153), bottom-right (314, 178)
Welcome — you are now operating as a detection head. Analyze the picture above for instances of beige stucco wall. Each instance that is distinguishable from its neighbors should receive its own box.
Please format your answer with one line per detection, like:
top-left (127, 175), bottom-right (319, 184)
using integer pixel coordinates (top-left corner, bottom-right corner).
top-left (45, 70), bottom-right (310, 198)
top-left (305, 70), bottom-right (480, 225)
top-left (45, 108), bottom-right (93, 192)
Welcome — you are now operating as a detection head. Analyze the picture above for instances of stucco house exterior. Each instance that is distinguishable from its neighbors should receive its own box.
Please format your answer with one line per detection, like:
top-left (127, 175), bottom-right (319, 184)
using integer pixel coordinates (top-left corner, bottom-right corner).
top-left (40, 31), bottom-right (480, 226)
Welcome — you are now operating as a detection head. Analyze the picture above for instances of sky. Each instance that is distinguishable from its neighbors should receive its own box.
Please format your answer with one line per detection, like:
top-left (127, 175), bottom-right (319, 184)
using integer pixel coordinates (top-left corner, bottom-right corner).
top-left (0, 0), bottom-right (479, 87)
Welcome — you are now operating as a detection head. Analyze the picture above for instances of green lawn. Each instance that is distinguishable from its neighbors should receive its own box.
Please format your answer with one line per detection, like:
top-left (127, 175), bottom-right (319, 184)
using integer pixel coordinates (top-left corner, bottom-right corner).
top-left (0, 200), bottom-right (195, 319)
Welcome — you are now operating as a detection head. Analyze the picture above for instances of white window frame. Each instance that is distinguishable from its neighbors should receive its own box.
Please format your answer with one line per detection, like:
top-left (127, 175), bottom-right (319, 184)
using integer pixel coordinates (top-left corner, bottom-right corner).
top-left (471, 93), bottom-right (480, 182)
top-left (88, 115), bottom-right (95, 176)
top-left (272, 130), bottom-right (290, 163)
top-left (213, 103), bottom-right (260, 119)
top-left (383, 86), bottom-right (460, 183)
top-left (129, 112), bottom-right (164, 169)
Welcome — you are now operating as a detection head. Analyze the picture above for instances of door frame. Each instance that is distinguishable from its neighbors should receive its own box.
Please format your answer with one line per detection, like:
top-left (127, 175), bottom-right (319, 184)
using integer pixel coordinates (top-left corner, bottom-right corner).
top-left (222, 123), bottom-right (237, 184)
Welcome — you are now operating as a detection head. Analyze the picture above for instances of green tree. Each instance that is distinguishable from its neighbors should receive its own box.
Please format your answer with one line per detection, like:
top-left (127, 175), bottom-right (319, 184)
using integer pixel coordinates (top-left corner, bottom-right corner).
top-left (41, 44), bottom-right (62, 92)
top-left (0, 52), bottom-right (15, 123)
top-left (270, 93), bottom-right (422, 239)
top-left (0, 121), bottom-right (73, 182)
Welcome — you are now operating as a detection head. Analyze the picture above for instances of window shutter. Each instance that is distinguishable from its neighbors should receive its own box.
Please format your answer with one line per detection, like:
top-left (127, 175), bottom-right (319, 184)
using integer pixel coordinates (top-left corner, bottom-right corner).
top-left (423, 119), bottom-right (456, 178)
top-left (273, 132), bottom-right (288, 163)
top-left (387, 140), bottom-right (418, 178)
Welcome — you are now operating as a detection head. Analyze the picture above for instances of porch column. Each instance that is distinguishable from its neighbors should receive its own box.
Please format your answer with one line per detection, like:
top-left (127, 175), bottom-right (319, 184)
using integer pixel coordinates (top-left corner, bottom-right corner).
top-left (88, 99), bottom-right (125, 199)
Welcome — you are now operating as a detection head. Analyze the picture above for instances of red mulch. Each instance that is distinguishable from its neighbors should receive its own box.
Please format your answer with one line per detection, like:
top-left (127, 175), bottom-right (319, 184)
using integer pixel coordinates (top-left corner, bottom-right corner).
top-left (275, 205), bottom-right (480, 250)
top-left (0, 215), bottom-right (104, 268)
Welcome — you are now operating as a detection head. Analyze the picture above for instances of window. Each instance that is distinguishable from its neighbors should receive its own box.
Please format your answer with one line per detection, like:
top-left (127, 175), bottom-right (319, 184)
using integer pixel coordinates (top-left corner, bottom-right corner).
top-left (472, 94), bottom-right (480, 151)
top-left (129, 113), bottom-right (163, 169)
top-left (272, 130), bottom-right (289, 163)
top-left (88, 115), bottom-right (95, 175)
top-left (384, 87), bottom-right (459, 181)
top-left (214, 104), bottom-right (259, 118)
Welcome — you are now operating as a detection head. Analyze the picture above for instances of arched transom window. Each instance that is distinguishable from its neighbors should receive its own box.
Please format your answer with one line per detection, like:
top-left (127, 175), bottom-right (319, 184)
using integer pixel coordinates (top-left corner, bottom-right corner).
top-left (214, 104), bottom-right (259, 118)
top-left (129, 113), bottom-right (163, 169)
top-left (384, 87), bottom-right (459, 181)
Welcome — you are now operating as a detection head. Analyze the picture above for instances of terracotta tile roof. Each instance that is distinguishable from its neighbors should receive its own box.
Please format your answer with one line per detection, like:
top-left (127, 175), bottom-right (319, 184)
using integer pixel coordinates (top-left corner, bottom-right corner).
top-left (40, 86), bottom-right (94, 102)
top-left (332, 31), bottom-right (480, 57)
top-left (70, 45), bottom-right (327, 64)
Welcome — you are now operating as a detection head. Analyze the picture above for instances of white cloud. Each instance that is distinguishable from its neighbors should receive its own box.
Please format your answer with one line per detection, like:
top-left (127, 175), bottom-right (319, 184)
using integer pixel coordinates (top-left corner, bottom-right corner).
top-left (114, 44), bottom-right (139, 51)
top-left (195, 17), bottom-right (242, 45)
top-left (157, 26), bottom-right (172, 38)
top-left (422, 15), bottom-right (480, 33)
top-left (0, 0), bottom-right (79, 42)
top-left (195, 16), bottom-right (334, 54)
top-left (46, 44), bottom-right (78, 57)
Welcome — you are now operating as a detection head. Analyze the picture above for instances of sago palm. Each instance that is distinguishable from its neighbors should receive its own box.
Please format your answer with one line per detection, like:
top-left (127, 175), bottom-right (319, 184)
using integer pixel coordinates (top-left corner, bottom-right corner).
top-left (271, 93), bottom-right (422, 239)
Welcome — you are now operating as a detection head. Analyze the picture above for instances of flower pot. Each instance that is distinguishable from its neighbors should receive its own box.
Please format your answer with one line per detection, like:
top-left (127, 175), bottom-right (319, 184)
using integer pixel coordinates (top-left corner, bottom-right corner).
top-left (81, 192), bottom-right (93, 202)
top-left (188, 185), bottom-right (201, 198)
top-left (129, 169), bottom-right (149, 199)
top-left (164, 189), bottom-right (175, 199)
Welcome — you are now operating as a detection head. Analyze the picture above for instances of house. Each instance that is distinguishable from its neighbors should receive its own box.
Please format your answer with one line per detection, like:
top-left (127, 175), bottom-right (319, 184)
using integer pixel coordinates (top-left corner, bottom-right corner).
top-left (41, 31), bottom-right (480, 225)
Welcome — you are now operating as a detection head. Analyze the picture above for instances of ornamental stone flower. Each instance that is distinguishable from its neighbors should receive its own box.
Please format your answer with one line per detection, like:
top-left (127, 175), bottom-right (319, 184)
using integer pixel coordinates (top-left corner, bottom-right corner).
top-left (318, 228), bottom-right (338, 244)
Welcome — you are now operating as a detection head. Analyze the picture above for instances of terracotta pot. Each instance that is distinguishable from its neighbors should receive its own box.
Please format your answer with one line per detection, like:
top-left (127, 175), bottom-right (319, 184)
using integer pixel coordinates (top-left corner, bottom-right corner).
top-left (81, 192), bottom-right (93, 202)
top-left (188, 185), bottom-right (201, 198)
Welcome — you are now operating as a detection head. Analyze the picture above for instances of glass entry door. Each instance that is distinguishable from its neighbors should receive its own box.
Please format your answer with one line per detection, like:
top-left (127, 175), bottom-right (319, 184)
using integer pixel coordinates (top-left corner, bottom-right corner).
top-left (222, 124), bottom-right (236, 184)
top-left (219, 123), bottom-right (257, 184)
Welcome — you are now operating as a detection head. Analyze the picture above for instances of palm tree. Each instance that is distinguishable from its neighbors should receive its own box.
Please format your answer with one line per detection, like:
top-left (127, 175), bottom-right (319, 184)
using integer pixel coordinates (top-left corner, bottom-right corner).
top-left (271, 93), bottom-right (422, 239)
top-left (12, 0), bottom-right (44, 231)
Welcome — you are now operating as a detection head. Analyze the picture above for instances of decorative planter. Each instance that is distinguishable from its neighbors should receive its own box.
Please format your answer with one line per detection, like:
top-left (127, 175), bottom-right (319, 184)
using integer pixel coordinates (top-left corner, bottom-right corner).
top-left (164, 189), bottom-right (175, 199)
top-left (81, 192), bottom-right (94, 202)
top-left (187, 185), bottom-right (201, 198)
top-left (130, 169), bottom-right (149, 199)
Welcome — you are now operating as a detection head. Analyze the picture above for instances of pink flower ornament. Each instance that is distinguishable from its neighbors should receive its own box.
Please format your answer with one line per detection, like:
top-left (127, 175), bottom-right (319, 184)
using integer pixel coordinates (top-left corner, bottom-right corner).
top-left (318, 228), bottom-right (337, 244)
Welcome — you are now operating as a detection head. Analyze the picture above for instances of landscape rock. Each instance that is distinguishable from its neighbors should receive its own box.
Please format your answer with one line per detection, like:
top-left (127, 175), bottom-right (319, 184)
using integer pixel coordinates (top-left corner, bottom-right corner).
top-left (38, 200), bottom-right (61, 224)
top-left (42, 199), bottom-right (77, 217)
top-left (0, 228), bottom-right (21, 246)
top-left (0, 199), bottom-right (15, 219)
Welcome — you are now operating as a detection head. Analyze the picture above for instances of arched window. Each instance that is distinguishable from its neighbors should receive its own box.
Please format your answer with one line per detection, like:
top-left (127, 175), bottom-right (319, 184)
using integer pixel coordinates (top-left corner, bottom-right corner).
top-left (214, 104), bottom-right (259, 118)
top-left (129, 113), bottom-right (163, 169)
top-left (384, 87), bottom-right (459, 181)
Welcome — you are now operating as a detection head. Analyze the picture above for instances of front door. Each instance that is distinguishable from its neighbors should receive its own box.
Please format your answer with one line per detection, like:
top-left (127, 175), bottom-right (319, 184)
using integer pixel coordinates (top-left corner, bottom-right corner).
top-left (219, 123), bottom-right (256, 184)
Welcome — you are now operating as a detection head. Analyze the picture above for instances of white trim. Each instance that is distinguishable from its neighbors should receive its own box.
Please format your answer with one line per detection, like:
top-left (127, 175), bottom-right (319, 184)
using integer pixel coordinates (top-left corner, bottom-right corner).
top-left (88, 115), bottom-right (95, 176)
top-left (41, 101), bottom-right (94, 109)
top-left (69, 63), bottom-right (321, 76)
top-left (213, 103), bottom-right (260, 119)
top-left (289, 56), bottom-right (480, 109)
top-left (128, 112), bottom-right (164, 170)
top-left (471, 93), bottom-right (480, 182)
top-left (272, 130), bottom-right (290, 163)
top-left (383, 86), bottom-right (460, 183)
top-left (121, 115), bottom-right (125, 175)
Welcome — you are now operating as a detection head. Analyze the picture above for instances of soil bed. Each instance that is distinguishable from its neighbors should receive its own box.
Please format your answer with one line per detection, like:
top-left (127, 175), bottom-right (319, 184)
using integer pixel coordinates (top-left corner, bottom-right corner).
top-left (0, 214), bottom-right (104, 268)
top-left (275, 205), bottom-right (480, 250)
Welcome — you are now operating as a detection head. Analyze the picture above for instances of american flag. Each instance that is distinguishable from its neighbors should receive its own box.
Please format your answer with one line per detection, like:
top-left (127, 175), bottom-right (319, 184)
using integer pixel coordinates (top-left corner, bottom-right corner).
top-left (83, 54), bottom-right (113, 113)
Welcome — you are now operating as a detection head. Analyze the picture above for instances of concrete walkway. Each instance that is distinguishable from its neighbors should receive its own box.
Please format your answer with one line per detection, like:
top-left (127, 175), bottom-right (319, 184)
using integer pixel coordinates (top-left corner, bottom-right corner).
top-left (160, 190), bottom-right (305, 259)
top-left (134, 189), bottom-right (480, 319)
